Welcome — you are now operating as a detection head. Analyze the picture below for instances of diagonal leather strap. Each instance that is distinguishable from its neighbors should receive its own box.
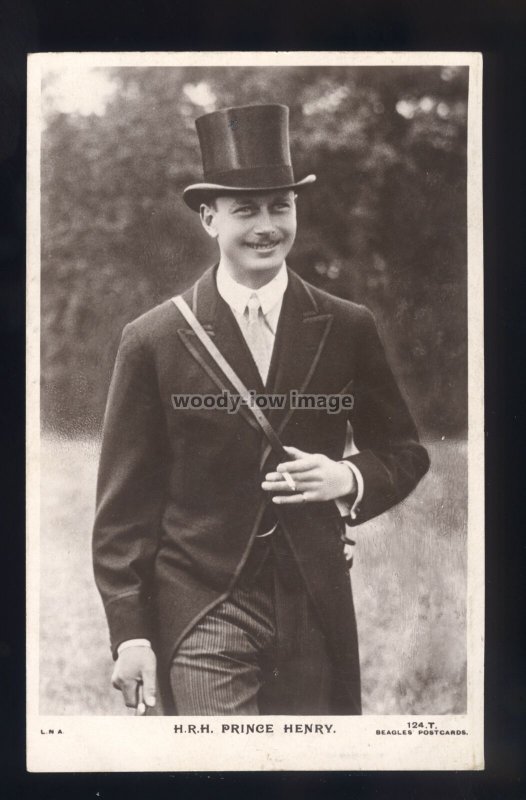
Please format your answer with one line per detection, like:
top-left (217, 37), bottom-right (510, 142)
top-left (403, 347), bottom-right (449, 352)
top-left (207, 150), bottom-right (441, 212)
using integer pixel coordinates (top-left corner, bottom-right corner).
top-left (172, 295), bottom-right (289, 462)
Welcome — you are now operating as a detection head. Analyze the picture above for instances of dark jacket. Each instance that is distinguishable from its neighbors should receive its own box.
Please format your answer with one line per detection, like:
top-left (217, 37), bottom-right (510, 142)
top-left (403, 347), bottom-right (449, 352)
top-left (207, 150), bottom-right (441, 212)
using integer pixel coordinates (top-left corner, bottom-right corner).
top-left (92, 265), bottom-right (430, 714)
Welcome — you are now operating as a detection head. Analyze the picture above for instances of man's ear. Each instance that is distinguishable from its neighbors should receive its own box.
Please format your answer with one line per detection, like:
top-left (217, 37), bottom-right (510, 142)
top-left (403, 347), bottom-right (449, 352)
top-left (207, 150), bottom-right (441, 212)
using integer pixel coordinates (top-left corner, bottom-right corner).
top-left (199, 203), bottom-right (218, 239)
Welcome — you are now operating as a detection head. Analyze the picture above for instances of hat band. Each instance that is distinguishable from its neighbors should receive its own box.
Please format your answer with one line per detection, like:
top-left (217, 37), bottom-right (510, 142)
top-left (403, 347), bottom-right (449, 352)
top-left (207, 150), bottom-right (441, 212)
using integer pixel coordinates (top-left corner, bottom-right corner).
top-left (204, 164), bottom-right (295, 189)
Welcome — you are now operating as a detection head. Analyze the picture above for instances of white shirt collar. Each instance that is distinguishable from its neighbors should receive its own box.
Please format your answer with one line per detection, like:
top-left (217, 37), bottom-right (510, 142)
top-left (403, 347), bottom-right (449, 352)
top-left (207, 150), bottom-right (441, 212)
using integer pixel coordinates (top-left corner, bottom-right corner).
top-left (216, 261), bottom-right (288, 317)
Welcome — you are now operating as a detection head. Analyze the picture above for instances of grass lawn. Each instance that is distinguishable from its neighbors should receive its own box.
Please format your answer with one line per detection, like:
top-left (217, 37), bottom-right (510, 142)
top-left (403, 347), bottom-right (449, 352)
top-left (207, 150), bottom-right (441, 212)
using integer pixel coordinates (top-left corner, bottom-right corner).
top-left (38, 436), bottom-right (467, 715)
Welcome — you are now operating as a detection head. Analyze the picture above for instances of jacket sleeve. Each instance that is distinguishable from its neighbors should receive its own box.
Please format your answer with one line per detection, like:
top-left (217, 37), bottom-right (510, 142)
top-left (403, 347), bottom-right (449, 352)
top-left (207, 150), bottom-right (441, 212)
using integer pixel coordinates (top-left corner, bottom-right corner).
top-left (343, 307), bottom-right (430, 525)
top-left (92, 322), bottom-right (169, 657)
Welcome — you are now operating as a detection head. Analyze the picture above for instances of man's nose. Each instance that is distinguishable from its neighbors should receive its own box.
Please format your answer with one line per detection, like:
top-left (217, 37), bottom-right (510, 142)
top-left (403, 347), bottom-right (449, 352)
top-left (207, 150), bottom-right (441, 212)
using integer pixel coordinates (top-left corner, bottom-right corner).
top-left (253, 209), bottom-right (275, 234)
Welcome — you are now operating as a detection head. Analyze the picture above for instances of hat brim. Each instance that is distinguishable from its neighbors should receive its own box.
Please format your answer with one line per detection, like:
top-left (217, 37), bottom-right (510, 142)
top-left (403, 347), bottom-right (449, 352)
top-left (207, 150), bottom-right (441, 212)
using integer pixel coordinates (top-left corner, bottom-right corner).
top-left (183, 174), bottom-right (316, 211)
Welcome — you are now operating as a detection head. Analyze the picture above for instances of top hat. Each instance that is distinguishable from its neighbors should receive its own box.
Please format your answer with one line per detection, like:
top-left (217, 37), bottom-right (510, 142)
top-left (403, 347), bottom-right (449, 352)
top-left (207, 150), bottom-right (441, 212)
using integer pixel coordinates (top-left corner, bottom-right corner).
top-left (183, 104), bottom-right (316, 211)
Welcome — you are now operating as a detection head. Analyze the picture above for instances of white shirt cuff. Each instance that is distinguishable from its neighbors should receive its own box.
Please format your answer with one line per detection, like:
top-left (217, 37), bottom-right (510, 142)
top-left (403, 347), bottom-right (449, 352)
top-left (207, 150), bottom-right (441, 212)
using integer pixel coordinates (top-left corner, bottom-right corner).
top-left (117, 638), bottom-right (152, 654)
top-left (335, 460), bottom-right (365, 521)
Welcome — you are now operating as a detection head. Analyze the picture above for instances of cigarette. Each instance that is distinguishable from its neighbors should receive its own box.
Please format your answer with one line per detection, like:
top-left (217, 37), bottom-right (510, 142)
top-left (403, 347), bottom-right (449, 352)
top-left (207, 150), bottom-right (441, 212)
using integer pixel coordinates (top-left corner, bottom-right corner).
top-left (282, 471), bottom-right (296, 491)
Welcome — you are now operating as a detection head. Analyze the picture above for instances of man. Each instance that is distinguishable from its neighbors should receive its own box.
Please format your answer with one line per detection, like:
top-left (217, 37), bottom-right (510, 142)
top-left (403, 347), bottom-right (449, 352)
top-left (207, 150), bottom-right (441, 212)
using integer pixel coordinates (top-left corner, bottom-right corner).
top-left (93, 103), bottom-right (429, 716)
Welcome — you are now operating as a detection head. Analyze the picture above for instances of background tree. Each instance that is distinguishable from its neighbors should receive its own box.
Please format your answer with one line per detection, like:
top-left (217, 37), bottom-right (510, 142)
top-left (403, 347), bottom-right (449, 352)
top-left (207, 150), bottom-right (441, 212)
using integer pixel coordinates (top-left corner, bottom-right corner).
top-left (41, 65), bottom-right (468, 436)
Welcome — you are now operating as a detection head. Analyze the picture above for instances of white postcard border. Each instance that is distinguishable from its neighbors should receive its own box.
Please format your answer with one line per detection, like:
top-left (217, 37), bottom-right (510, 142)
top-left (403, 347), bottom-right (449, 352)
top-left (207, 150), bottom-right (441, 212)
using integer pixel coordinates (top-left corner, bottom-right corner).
top-left (27, 50), bottom-right (484, 772)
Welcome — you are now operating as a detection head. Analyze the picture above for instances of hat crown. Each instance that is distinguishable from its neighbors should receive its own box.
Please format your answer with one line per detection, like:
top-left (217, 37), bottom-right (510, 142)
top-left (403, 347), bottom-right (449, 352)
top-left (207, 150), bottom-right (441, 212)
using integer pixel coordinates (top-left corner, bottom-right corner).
top-left (195, 104), bottom-right (292, 185)
top-left (183, 102), bottom-right (316, 210)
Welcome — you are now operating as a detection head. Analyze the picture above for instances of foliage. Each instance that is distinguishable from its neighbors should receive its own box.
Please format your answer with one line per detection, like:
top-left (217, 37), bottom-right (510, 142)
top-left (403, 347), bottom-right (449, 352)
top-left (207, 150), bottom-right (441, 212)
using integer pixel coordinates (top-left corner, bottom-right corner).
top-left (41, 66), bottom-right (468, 435)
top-left (39, 436), bottom-right (466, 715)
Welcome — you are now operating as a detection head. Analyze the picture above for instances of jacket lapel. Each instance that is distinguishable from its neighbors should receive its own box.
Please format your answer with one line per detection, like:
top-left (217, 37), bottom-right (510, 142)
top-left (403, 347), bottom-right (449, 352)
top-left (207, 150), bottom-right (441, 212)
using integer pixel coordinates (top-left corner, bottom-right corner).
top-left (176, 265), bottom-right (263, 433)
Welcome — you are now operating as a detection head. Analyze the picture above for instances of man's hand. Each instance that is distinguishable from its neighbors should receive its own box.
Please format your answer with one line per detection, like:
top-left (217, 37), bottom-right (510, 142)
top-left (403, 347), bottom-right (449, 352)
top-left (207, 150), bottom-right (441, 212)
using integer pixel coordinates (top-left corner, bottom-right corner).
top-left (261, 446), bottom-right (356, 505)
top-left (111, 646), bottom-right (157, 714)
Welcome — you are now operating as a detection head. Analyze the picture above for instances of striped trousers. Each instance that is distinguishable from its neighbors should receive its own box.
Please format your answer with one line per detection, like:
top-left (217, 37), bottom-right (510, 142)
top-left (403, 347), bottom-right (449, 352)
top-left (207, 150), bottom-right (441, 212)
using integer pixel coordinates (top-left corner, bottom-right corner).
top-left (169, 530), bottom-right (335, 715)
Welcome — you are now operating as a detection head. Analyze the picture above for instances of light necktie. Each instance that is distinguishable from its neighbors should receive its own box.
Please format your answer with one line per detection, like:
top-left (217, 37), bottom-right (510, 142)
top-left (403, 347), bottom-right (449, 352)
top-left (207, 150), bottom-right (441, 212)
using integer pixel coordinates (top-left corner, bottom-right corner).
top-left (243, 293), bottom-right (277, 536)
top-left (243, 292), bottom-right (272, 384)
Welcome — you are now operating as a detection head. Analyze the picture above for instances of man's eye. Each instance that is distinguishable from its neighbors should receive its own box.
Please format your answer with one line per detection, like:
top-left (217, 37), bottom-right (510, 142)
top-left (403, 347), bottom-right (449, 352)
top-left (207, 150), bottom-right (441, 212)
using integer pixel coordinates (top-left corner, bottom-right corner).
top-left (273, 203), bottom-right (291, 211)
top-left (234, 206), bottom-right (253, 214)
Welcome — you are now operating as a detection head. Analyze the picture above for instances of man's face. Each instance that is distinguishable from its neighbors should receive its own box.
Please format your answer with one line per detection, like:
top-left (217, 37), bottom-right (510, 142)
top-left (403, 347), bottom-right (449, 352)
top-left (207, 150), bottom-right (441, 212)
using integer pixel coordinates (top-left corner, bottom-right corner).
top-left (200, 190), bottom-right (297, 283)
